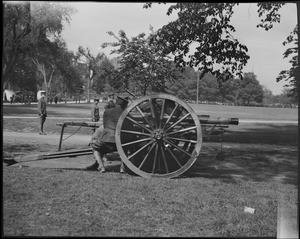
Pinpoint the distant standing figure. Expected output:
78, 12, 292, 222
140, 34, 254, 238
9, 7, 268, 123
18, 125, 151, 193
91, 98, 100, 122
50, 97, 53, 104
38, 92, 47, 135
104, 93, 115, 110
10, 95, 14, 104
54, 95, 58, 104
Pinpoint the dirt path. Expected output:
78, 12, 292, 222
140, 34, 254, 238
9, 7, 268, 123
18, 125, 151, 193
3, 131, 91, 147
3, 131, 121, 170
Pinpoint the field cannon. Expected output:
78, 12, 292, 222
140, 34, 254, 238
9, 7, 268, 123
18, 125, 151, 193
8, 94, 238, 178
113, 94, 237, 178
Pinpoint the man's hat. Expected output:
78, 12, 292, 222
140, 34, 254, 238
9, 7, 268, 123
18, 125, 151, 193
41, 91, 46, 95
116, 95, 129, 105
94, 98, 99, 102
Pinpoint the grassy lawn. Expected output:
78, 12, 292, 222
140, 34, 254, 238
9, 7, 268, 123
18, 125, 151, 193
2, 102, 298, 237
4, 166, 296, 237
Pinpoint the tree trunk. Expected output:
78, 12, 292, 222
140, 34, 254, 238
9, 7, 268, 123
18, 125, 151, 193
87, 78, 90, 103
32, 58, 57, 102
2, 48, 19, 91
42, 72, 48, 102
3, 78, 9, 91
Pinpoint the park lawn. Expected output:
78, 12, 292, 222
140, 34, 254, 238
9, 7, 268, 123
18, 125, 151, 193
3, 166, 296, 237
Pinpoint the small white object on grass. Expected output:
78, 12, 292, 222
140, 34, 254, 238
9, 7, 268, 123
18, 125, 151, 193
244, 206, 255, 214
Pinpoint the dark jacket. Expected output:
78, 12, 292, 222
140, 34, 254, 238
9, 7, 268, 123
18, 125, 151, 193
97, 105, 124, 143
38, 97, 47, 117
91, 104, 100, 120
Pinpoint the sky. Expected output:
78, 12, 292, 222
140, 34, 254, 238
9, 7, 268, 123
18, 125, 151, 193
60, 2, 297, 95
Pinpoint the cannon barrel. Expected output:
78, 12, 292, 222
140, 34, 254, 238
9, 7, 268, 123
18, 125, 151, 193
198, 115, 239, 125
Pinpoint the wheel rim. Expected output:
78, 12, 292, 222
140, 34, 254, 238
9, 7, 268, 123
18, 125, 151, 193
115, 94, 202, 178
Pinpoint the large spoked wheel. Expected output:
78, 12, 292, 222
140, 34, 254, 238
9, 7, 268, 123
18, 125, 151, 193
115, 94, 202, 178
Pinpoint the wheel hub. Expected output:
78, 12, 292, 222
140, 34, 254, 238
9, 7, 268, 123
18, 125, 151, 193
153, 129, 164, 140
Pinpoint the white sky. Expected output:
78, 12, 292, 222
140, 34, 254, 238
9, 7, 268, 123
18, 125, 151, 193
60, 2, 297, 95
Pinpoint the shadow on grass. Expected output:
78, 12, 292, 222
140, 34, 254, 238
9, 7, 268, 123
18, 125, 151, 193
204, 123, 298, 146
182, 123, 298, 185
183, 144, 298, 186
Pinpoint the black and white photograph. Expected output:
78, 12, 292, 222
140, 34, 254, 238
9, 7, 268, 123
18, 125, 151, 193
2, 1, 298, 237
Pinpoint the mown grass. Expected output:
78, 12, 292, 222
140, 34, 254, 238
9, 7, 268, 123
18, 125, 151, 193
3, 166, 291, 237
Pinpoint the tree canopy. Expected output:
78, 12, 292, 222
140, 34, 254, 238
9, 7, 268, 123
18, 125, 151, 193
276, 25, 298, 102
144, 2, 298, 100
2, 1, 76, 90
102, 28, 183, 95
144, 3, 250, 81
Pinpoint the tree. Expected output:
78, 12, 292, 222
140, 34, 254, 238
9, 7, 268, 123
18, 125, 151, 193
219, 77, 241, 105
3, 2, 31, 90
165, 65, 196, 99
275, 88, 296, 106
76, 46, 106, 102
198, 73, 222, 102
262, 87, 275, 106
88, 57, 116, 95
8, 54, 38, 93
31, 38, 58, 98
30, 37, 79, 100
2, 1, 75, 90
239, 73, 264, 105
256, 2, 299, 102
102, 28, 182, 95
144, 2, 299, 100
144, 3, 250, 82
276, 26, 298, 102
219, 72, 263, 105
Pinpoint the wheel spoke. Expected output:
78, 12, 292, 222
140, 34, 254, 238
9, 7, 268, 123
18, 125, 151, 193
125, 115, 152, 133
165, 113, 191, 132
138, 143, 156, 169
136, 105, 155, 131
151, 143, 159, 174
121, 137, 153, 147
166, 126, 197, 136
165, 139, 193, 157
166, 136, 197, 144
166, 147, 183, 168
121, 129, 152, 137
127, 140, 154, 160
160, 146, 169, 173
162, 104, 179, 131
159, 99, 166, 129
149, 99, 158, 129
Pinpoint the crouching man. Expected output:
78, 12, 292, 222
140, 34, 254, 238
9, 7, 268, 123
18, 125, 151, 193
86, 95, 129, 173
